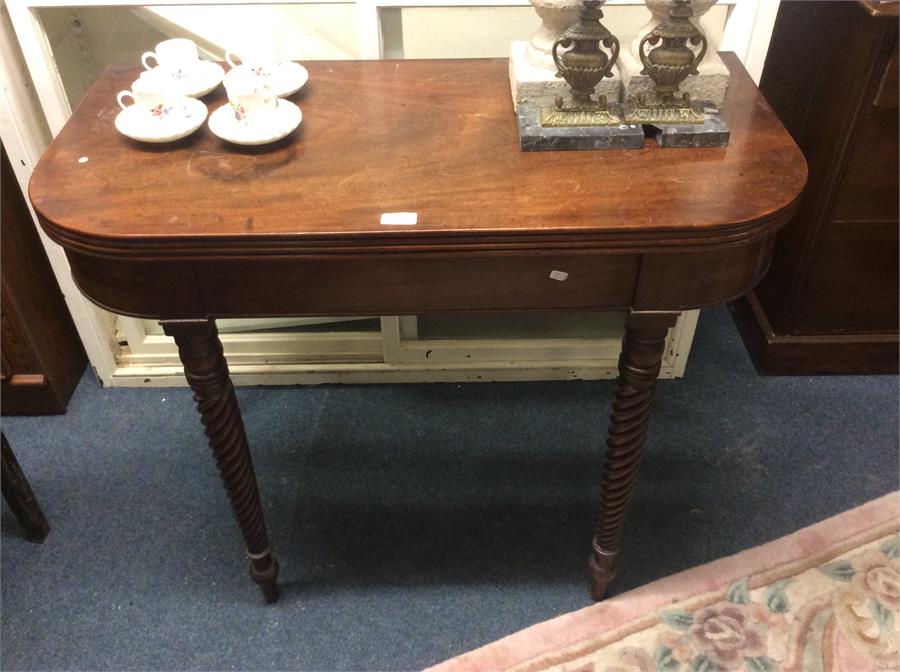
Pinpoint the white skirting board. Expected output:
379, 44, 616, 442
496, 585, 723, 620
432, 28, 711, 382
108, 311, 699, 387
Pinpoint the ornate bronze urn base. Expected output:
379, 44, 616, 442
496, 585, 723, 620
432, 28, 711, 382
540, 0, 620, 127
626, 0, 707, 124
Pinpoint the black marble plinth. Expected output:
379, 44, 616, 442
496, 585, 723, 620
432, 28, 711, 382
650, 111, 730, 148
517, 104, 644, 152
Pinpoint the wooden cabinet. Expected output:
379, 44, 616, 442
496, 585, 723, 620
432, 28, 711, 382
731, 0, 899, 374
1, 144, 86, 414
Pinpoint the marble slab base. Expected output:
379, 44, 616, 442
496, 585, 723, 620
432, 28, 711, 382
643, 111, 730, 148
517, 103, 644, 151
618, 50, 730, 110
509, 41, 621, 111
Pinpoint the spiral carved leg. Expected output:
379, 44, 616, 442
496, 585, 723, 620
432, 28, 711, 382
162, 319, 279, 603
589, 311, 678, 601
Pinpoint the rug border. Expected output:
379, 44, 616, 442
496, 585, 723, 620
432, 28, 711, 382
425, 491, 900, 672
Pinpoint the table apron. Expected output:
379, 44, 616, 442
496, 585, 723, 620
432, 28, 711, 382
63, 235, 775, 319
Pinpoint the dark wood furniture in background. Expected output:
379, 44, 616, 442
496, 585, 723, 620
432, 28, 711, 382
2, 145, 86, 414
730, 1, 899, 374
1, 432, 50, 542
28, 56, 806, 603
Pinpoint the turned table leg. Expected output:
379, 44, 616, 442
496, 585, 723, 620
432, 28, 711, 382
590, 311, 679, 601
162, 319, 279, 603
1, 432, 50, 543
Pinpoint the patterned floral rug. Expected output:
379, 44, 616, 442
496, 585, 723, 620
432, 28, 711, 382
427, 493, 900, 672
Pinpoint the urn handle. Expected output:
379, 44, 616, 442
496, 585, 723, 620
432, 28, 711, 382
552, 36, 574, 77
637, 33, 660, 76
688, 33, 708, 76
603, 36, 620, 79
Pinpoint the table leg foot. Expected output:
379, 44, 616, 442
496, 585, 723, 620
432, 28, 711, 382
249, 553, 280, 603
588, 541, 617, 601
589, 311, 678, 601
163, 319, 280, 604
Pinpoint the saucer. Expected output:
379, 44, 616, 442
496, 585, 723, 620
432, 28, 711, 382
115, 96, 208, 143
270, 61, 309, 98
208, 99, 302, 145
224, 62, 309, 98
144, 61, 225, 98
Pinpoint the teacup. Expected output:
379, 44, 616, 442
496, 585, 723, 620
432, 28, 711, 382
141, 38, 199, 78
116, 78, 180, 119
224, 73, 279, 126
223, 64, 276, 96
225, 42, 281, 77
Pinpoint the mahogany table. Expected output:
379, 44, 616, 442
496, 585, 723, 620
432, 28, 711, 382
29, 55, 806, 603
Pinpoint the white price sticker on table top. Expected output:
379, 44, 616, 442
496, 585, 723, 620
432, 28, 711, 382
380, 212, 418, 226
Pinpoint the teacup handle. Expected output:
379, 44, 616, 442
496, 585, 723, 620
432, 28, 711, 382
116, 91, 135, 110
225, 50, 241, 69
141, 51, 158, 70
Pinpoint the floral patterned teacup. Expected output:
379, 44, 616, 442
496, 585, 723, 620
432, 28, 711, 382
225, 43, 282, 78
141, 38, 200, 79
223, 64, 277, 102
116, 78, 180, 120
224, 74, 279, 127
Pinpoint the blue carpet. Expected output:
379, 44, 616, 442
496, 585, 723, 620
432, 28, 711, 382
1, 306, 897, 671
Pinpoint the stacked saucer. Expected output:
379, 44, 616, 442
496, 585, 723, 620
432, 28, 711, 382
115, 38, 220, 143
114, 95, 208, 143
141, 61, 225, 99
208, 52, 307, 145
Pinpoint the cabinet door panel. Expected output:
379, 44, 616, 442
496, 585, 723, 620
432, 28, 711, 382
794, 219, 899, 334
830, 103, 899, 223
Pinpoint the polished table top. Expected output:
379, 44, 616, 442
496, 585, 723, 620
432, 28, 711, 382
30, 55, 806, 261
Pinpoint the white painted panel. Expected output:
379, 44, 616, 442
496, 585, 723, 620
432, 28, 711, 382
721, 0, 780, 83
136, 4, 357, 60
6, 0, 72, 134
108, 362, 627, 387
1, 3, 119, 382
37, 6, 170, 105
109, 311, 699, 386
119, 331, 384, 361
357, 0, 382, 58
401, 6, 538, 58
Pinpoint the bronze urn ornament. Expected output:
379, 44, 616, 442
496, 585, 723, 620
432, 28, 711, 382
629, 0, 708, 123
540, 0, 621, 127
